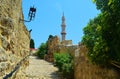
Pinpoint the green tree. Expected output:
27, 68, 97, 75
48, 35, 54, 40
82, 14, 109, 65
37, 43, 48, 59
93, 0, 120, 62
30, 39, 35, 48
82, 0, 120, 65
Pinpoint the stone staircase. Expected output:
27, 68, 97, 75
24, 56, 62, 79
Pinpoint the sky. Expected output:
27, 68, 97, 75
22, 0, 100, 48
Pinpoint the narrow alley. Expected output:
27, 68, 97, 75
24, 56, 62, 79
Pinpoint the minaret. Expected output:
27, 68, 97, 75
61, 13, 66, 41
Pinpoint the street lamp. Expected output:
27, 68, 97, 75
20, 6, 36, 22
28, 6, 36, 21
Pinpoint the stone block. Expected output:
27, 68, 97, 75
0, 47, 5, 54
0, 62, 9, 71
1, 36, 9, 49
8, 53, 18, 63
0, 54, 7, 62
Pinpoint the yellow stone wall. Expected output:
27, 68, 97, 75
0, 0, 30, 78
74, 44, 120, 79
45, 36, 60, 62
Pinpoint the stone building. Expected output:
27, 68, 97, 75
0, 0, 30, 79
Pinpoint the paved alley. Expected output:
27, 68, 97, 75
25, 56, 62, 79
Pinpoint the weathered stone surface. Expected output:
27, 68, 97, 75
45, 36, 60, 62
0, 62, 9, 72
0, 54, 8, 62
0, 0, 30, 78
1, 36, 9, 49
0, 47, 5, 54
74, 44, 120, 79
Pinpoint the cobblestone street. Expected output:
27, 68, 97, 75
24, 56, 62, 79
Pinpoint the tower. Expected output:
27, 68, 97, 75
61, 13, 66, 41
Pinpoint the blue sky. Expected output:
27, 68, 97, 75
22, 0, 100, 48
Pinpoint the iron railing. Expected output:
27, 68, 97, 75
3, 55, 29, 79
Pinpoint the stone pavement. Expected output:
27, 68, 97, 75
24, 56, 62, 79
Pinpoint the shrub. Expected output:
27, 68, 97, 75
54, 53, 74, 79
36, 43, 48, 59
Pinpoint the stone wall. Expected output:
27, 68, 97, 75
0, 0, 30, 79
45, 36, 60, 62
74, 44, 120, 79
58, 45, 77, 56
45, 35, 77, 62
61, 40, 72, 46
